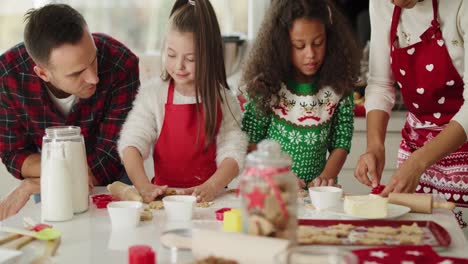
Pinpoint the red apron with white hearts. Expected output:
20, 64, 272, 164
152, 81, 222, 188
390, 0, 468, 230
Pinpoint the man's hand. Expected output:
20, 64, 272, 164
0, 178, 40, 221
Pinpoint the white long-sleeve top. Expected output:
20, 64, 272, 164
366, 0, 468, 136
118, 78, 248, 170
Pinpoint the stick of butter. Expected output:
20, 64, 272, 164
344, 195, 388, 218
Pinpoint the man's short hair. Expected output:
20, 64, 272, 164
24, 4, 87, 65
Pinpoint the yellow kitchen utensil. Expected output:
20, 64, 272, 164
30, 238, 61, 264
0, 226, 61, 241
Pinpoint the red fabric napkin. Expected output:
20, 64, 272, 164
352, 245, 468, 264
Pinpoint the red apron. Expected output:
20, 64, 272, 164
390, 0, 468, 229
152, 81, 222, 188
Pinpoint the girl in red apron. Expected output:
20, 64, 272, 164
356, 0, 468, 236
118, 0, 246, 203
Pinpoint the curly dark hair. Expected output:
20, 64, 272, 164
241, 0, 360, 115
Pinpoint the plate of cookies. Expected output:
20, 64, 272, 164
297, 219, 451, 248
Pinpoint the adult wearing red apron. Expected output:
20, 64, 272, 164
152, 81, 222, 188
390, 0, 467, 230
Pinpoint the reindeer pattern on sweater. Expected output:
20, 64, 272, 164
242, 81, 354, 184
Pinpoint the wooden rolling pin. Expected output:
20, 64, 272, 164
107, 181, 143, 202
388, 193, 456, 213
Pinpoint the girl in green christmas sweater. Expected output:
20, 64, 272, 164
241, 0, 360, 187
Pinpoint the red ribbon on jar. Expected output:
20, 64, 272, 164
242, 166, 291, 218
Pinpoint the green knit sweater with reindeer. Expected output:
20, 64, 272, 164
242, 80, 354, 184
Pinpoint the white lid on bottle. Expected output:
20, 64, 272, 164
44, 126, 81, 139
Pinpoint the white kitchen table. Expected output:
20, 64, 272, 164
1, 187, 467, 264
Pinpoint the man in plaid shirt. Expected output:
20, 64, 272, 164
0, 4, 139, 219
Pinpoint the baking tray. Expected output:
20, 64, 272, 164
298, 219, 451, 248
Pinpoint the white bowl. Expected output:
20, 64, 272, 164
308, 186, 343, 210
107, 201, 142, 229
162, 195, 196, 222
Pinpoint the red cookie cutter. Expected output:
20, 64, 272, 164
215, 208, 232, 221
91, 194, 118, 209
371, 185, 386, 195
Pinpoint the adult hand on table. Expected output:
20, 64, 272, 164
0, 178, 40, 221
380, 156, 425, 197
354, 147, 386, 188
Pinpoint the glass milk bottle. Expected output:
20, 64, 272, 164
239, 139, 298, 242
41, 126, 89, 221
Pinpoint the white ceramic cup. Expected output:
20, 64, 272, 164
107, 201, 142, 229
308, 186, 343, 210
162, 195, 196, 222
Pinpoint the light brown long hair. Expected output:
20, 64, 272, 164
162, 0, 228, 147
241, 0, 360, 115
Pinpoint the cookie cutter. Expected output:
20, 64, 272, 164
215, 208, 232, 221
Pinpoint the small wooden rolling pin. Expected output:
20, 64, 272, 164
107, 181, 143, 202
389, 193, 456, 213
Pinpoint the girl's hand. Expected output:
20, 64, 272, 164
308, 177, 336, 187
354, 148, 385, 188
297, 178, 306, 189
0, 178, 39, 221
380, 157, 425, 197
178, 181, 221, 202
138, 183, 167, 203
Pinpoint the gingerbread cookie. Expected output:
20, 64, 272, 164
195, 256, 238, 264
148, 200, 164, 210
248, 214, 275, 236
302, 235, 342, 245
357, 237, 386, 245
196, 201, 214, 208
399, 223, 423, 235
367, 226, 400, 235
140, 210, 153, 221
297, 225, 324, 237
329, 224, 355, 231
394, 234, 422, 245
323, 228, 350, 237
363, 232, 389, 240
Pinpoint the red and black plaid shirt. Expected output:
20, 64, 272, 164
0, 33, 139, 185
